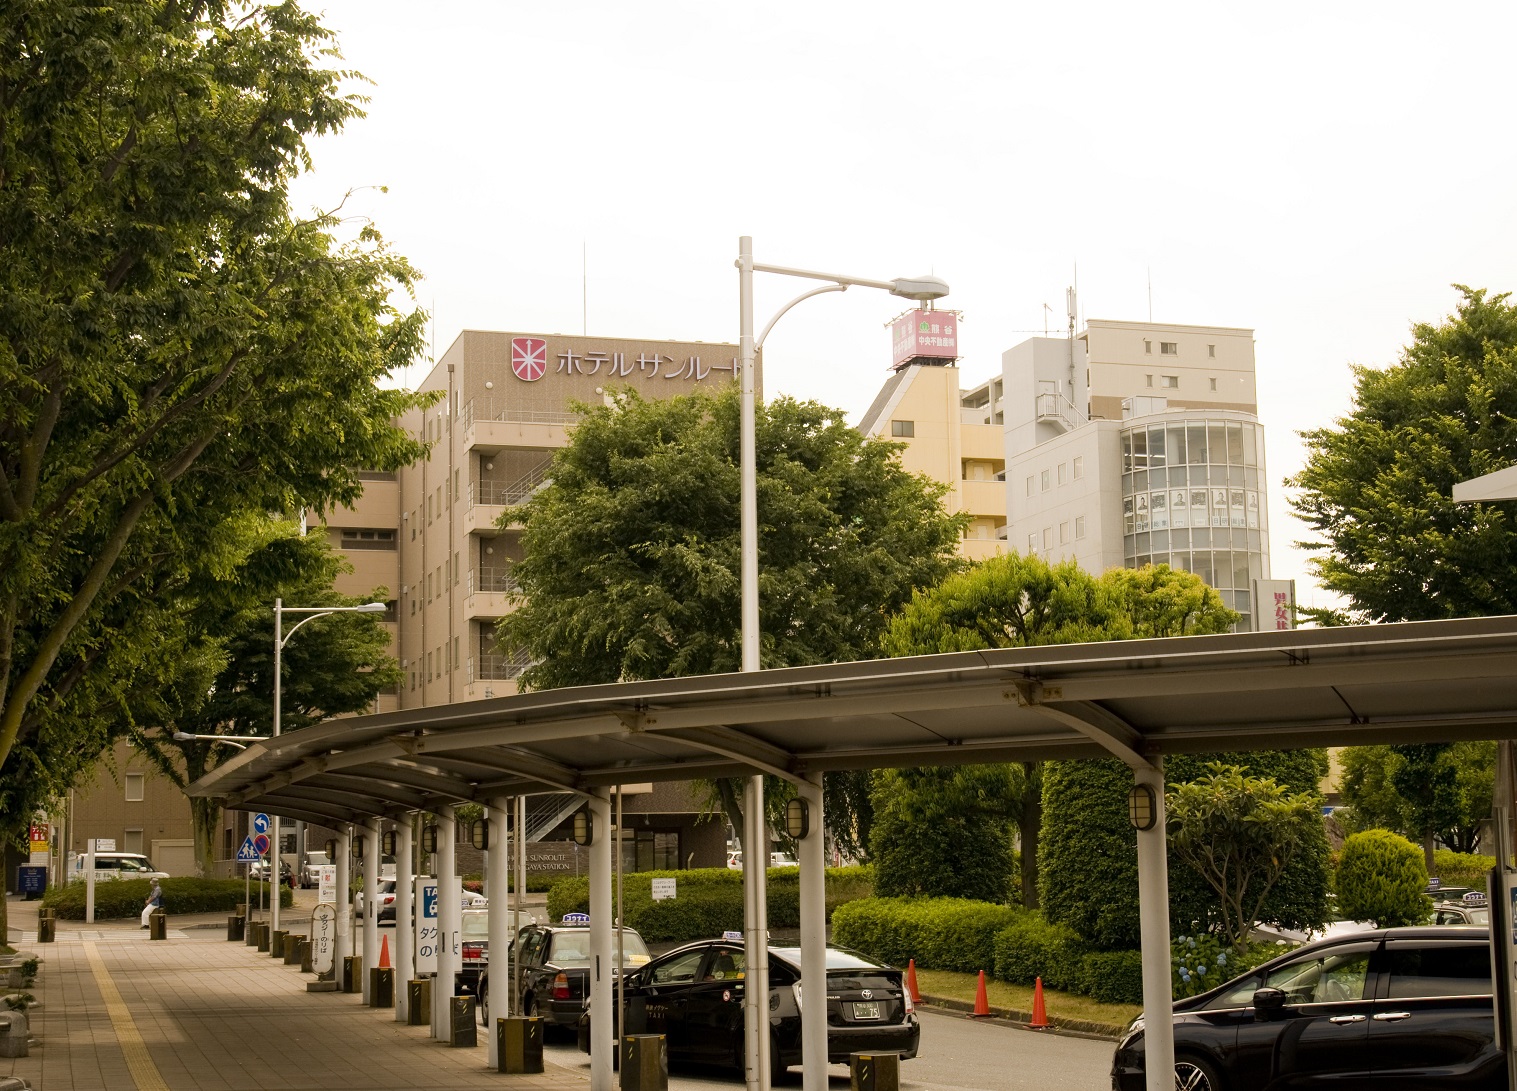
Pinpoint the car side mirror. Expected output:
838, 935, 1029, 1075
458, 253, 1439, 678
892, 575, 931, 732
1252, 987, 1287, 1020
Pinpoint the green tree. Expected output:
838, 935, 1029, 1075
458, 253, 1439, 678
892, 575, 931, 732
868, 765, 1021, 903
879, 553, 1238, 907
1168, 764, 1326, 951
1336, 829, 1433, 928
124, 526, 399, 875
1339, 742, 1494, 857
0, 3, 429, 794
1290, 287, 1517, 621
498, 385, 965, 852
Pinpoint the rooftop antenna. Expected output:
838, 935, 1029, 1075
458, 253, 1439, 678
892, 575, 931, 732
1066, 284, 1078, 397
1042, 303, 1052, 337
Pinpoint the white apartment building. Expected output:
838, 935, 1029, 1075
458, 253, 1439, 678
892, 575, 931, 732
1004, 320, 1272, 630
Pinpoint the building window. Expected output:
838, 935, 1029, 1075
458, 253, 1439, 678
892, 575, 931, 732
1075, 515, 1087, 539
340, 528, 397, 551
222, 827, 234, 859
1160, 342, 1178, 355
1057, 463, 1067, 485
1145, 374, 1154, 387
891, 420, 915, 437
1027, 533, 1037, 553
1040, 469, 1050, 492
1025, 475, 1034, 497
1208, 344, 1216, 358
1210, 377, 1218, 391
1059, 521, 1070, 544
1042, 527, 1053, 550
1143, 339, 1152, 355
1161, 375, 1179, 388
410, 671, 417, 691
124, 828, 144, 853
454, 551, 461, 586
125, 773, 145, 802
1073, 456, 1084, 480
453, 636, 460, 670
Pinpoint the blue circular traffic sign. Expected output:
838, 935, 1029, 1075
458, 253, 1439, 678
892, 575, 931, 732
252, 813, 270, 834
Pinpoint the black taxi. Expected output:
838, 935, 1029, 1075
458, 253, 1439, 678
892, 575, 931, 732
479, 914, 652, 1035
580, 936, 920, 1072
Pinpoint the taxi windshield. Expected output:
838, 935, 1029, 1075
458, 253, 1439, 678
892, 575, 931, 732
550, 930, 651, 966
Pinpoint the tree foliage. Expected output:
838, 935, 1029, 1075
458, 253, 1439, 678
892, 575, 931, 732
498, 385, 966, 852
1168, 764, 1326, 951
1339, 742, 1493, 856
0, 0, 432, 844
868, 765, 1021, 903
1336, 829, 1433, 928
1290, 287, 1517, 621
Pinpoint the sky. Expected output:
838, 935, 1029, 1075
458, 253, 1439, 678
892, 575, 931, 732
288, 1, 1517, 612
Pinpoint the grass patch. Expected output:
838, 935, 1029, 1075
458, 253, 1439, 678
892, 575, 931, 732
915, 967, 1140, 1031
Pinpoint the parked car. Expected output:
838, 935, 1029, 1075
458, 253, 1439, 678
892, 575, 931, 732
451, 906, 541, 1014
300, 851, 330, 889
68, 852, 169, 883
580, 939, 920, 1071
1112, 926, 1500, 1090
358, 880, 488, 923
247, 858, 294, 886
480, 918, 652, 1037
1431, 893, 1490, 926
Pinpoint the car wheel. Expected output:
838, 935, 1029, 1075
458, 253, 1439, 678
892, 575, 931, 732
1174, 1056, 1224, 1091
478, 983, 489, 1027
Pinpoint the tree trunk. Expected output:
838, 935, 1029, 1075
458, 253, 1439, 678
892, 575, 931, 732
716, 777, 745, 853
1019, 761, 1041, 909
1422, 830, 1436, 875
190, 796, 222, 878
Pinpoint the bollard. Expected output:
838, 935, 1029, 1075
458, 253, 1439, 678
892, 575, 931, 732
496, 1017, 544, 1074
38, 917, 55, 944
245, 918, 259, 947
299, 939, 313, 974
227, 915, 245, 942
449, 995, 477, 1047
235, 902, 248, 918
850, 1052, 901, 1091
270, 930, 286, 958
284, 935, 304, 965
369, 968, 394, 1008
0, 1012, 27, 1059
620, 1034, 668, 1091
407, 979, 431, 1025
256, 922, 271, 953
148, 908, 168, 941
341, 955, 362, 994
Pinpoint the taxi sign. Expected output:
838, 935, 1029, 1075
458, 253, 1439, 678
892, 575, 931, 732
562, 912, 591, 925
1465, 890, 1489, 904
722, 930, 743, 941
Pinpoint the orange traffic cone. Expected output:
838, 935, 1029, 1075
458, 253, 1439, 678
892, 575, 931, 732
1029, 976, 1048, 1029
379, 933, 391, 970
971, 969, 991, 1017
905, 959, 922, 1005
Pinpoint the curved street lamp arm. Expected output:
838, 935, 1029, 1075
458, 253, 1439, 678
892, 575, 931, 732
279, 610, 335, 649
756, 283, 849, 351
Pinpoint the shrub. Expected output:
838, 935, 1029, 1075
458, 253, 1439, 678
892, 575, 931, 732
546, 866, 872, 944
1336, 829, 1432, 927
831, 897, 1023, 973
1080, 949, 1145, 1005
992, 916, 1087, 991
1430, 849, 1494, 890
869, 766, 1018, 903
40, 878, 292, 920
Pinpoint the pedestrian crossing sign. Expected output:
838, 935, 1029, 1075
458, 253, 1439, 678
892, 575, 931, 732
235, 835, 263, 862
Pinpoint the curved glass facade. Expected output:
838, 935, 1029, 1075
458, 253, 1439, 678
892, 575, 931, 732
1119, 413, 1268, 630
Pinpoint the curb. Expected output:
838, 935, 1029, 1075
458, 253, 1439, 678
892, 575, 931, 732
918, 992, 1124, 1040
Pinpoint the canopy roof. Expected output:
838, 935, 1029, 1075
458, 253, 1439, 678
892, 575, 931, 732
189, 616, 1517, 828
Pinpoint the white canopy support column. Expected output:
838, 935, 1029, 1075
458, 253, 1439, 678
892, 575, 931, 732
797, 774, 827, 1090
433, 806, 460, 1040
742, 774, 771, 1091
334, 827, 351, 970
486, 797, 511, 1068
360, 821, 380, 1004
588, 789, 614, 1091
394, 820, 415, 1022
1134, 759, 1174, 1091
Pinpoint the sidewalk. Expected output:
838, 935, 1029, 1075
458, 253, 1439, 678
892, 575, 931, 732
3, 895, 582, 1091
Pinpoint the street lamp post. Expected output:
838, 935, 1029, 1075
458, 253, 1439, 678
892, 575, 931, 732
269, 598, 387, 935
734, 237, 948, 1091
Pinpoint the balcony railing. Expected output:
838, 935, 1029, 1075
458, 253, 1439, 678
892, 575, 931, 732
468, 565, 520, 594
460, 398, 580, 432
469, 650, 532, 682
470, 461, 552, 508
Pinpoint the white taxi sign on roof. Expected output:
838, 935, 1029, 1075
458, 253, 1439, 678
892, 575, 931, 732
562, 912, 590, 925
722, 930, 743, 941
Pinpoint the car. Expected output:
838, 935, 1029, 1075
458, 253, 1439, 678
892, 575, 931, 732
247, 858, 294, 886
1431, 894, 1490, 927
480, 918, 652, 1036
579, 938, 920, 1072
300, 851, 330, 889
451, 906, 541, 1016
1111, 926, 1501, 1091
358, 881, 488, 922
726, 850, 742, 870
68, 852, 169, 882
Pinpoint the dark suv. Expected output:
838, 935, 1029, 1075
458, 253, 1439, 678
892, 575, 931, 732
1112, 927, 1500, 1090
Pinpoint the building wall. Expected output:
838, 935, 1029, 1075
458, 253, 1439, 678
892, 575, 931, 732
66, 741, 195, 875
1083, 320, 1256, 421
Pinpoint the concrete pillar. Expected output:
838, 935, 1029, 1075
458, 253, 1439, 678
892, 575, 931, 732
394, 820, 414, 1022
486, 797, 511, 1068
1134, 760, 1174, 1091
797, 776, 827, 1091
361, 821, 379, 1004
742, 775, 771, 1091
588, 790, 613, 1091
433, 806, 459, 1040
334, 828, 351, 969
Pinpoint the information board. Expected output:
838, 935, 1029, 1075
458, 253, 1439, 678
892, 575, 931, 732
316, 865, 337, 904
651, 877, 677, 901
414, 879, 439, 973
311, 903, 337, 975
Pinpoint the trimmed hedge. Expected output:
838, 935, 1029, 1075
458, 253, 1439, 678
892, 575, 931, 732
1430, 849, 1494, 889
546, 866, 873, 944
992, 915, 1087, 991
1079, 949, 1145, 1005
40, 877, 292, 920
831, 897, 1023, 974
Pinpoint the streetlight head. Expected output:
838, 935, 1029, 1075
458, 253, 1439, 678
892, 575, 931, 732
354, 602, 387, 613
889, 275, 950, 302
172, 731, 195, 741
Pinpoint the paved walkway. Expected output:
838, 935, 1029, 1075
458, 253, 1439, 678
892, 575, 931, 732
3, 896, 582, 1091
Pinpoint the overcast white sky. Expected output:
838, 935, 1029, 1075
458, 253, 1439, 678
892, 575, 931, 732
289, 1, 1517, 611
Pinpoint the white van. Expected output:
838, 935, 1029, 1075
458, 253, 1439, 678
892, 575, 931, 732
69, 852, 170, 883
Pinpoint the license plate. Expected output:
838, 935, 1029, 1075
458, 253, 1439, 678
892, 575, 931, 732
851, 1001, 881, 1020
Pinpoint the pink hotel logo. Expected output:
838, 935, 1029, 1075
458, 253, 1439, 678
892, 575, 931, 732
511, 337, 548, 381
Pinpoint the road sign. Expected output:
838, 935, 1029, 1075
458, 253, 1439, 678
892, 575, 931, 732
252, 833, 271, 857
311, 903, 338, 976
651, 878, 676, 901
235, 836, 261, 862
252, 813, 270, 834
317, 865, 337, 904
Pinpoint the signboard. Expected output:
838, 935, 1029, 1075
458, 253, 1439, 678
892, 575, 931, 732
92, 838, 116, 852
252, 813, 271, 834
235, 835, 262, 863
1252, 579, 1297, 632
415, 880, 439, 974
651, 878, 676, 901
890, 308, 959, 369
29, 823, 48, 853
509, 336, 737, 386
561, 912, 590, 925
317, 865, 337, 904
311, 903, 338, 975
252, 833, 271, 857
